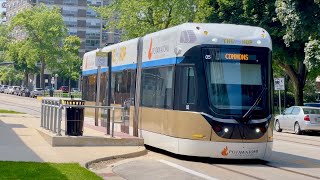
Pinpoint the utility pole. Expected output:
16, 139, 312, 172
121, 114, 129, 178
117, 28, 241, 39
106, 52, 112, 135
99, 1, 103, 48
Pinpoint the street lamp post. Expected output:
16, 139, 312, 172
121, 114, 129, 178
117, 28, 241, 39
99, 1, 104, 48
54, 74, 58, 90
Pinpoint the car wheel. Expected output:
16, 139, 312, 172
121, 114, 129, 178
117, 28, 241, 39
275, 120, 282, 132
294, 122, 302, 135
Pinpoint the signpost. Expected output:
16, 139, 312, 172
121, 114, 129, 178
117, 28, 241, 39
51, 77, 55, 88
274, 78, 285, 114
95, 51, 108, 126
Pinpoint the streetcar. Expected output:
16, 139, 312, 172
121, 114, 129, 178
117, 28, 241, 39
82, 23, 273, 160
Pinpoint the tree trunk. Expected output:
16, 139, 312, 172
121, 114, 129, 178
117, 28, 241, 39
68, 78, 71, 97
279, 62, 307, 106
40, 57, 45, 89
24, 71, 28, 88
294, 83, 304, 105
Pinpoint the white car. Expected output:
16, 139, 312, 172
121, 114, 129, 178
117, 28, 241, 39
275, 106, 320, 134
30, 88, 44, 98
5, 86, 13, 94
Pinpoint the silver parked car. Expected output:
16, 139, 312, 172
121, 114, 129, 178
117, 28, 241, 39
4, 86, 13, 94
275, 106, 320, 134
30, 88, 44, 98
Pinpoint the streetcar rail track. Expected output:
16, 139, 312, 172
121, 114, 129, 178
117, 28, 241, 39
263, 163, 320, 179
212, 164, 265, 180
275, 138, 320, 147
0, 99, 41, 113
275, 134, 320, 143
212, 162, 320, 180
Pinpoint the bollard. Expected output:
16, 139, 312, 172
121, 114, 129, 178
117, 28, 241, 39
41, 99, 44, 127
57, 99, 62, 136
43, 100, 47, 129
53, 101, 58, 133
46, 100, 50, 130
104, 108, 108, 135
50, 101, 54, 131
112, 107, 115, 138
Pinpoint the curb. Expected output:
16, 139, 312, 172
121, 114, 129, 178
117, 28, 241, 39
85, 147, 148, 169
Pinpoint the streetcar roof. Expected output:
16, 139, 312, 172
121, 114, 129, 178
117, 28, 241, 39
82, 23, 272, 73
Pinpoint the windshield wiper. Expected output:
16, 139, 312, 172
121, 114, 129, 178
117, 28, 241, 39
242, 86, 267, 119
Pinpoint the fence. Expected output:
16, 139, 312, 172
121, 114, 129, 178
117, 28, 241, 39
40, 98, 124, 137
41, 90, 82, 98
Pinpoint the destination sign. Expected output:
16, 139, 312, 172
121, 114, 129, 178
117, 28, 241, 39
222, 53, 257, 61
223, 39, 253, 45
202, 48, 258, 61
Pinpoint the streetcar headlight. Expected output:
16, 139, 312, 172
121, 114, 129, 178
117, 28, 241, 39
256, 128, 261, 133
224, 128, 229, 133
257, 40, 262, 45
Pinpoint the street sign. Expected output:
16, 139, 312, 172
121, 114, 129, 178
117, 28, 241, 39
45, 79, 48, 83
274, 77, 285, 90
95, 51, 108, 67
51, 77, 55, 84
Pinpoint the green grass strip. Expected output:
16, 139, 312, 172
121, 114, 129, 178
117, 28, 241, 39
0, 109, 23, 114
0, 161, 102, 180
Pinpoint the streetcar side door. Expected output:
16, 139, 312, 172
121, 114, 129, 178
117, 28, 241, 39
174, 64, 197, 111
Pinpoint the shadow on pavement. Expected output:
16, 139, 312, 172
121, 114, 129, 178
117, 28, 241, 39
0, 120, 43, 162
0, 120, 69, 179
268, 151, 320, 168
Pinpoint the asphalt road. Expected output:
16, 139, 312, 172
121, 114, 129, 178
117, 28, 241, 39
0, 94, 41, 116
1, 93, 320, 180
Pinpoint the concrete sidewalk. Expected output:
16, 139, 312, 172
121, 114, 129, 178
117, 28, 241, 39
0, 113, 146, 167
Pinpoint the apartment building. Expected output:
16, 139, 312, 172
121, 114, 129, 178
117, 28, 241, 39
6, 0, 120, 55
6, 0, 120, 88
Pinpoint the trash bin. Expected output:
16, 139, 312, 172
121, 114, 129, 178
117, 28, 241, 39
65, 100, 85, 136
49, 88, 54, 97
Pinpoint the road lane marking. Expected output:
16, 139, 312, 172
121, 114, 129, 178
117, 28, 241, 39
158, 159, 219, 180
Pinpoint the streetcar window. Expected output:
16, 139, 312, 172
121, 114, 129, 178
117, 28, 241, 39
141, 66, 174, 109
82, 75, 96, 101
203, 47, 270, 117
181, 67, 196, 104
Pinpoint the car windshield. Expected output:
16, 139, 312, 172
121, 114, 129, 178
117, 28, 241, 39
203, 47, 270, 118
303, 108, 320, 114
35, 88, 43, 91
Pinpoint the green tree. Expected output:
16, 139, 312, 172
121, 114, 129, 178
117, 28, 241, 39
208, 0, 319, 105
0, 25, 10, 62
56, 36, 81, 93
94, 0, 213, 40
274, 0, 320, 105
10, 4, 67, 88
0, 66, 24, 85
5, 41, 37, 86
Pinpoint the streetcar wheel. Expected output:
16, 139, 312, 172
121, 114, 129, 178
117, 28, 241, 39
275, 120, 282, 132
294, 122, 302, 135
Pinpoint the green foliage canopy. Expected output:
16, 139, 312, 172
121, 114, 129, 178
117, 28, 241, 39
94, 0, 213, 40
58, 36, 82, 81
9, 4, 67, 88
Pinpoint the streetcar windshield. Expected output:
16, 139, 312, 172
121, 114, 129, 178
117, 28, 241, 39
203, 47, 270, 117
